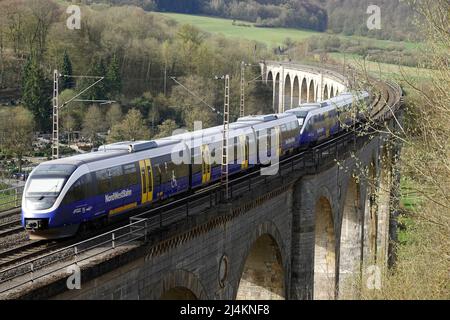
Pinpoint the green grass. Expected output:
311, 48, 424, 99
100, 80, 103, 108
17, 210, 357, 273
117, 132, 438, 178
401, 177, 422, 211
330, 52, 431, 80
0, 191, 19, 211
397, 177, 422, 244
159, 12, 420, 51
160, 13, 319, 47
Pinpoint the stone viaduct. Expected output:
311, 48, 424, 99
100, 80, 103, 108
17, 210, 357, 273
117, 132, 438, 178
0, 62, 402, 300
260, 61, 348, 113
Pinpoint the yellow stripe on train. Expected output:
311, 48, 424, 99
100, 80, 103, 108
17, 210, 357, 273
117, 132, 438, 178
109, 202, 138, 216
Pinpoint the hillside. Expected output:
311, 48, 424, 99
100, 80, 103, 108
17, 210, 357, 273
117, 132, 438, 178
84, 0, 418, 41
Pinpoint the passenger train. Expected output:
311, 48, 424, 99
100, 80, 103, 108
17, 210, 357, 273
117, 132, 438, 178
22, 91, 370, 239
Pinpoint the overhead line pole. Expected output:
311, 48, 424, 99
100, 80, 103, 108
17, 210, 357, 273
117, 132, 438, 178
52, 70, 113, 159
240, 62, 245, 118
52, 70, 59, 160
221, 75, 230, 200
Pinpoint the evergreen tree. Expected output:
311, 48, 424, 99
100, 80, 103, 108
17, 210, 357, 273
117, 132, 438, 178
22, 57, 50, 132
79, 58, 108, 101
60, 50, 73, 90
92, 58, 107, 101
21, 56, 32, 90
106, 54, 121, 97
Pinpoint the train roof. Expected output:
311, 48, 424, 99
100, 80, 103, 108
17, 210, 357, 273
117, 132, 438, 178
289, 104, 320, 112
41, 149, 128, 167
160, 121, 256, 143
237, 114, 278, 122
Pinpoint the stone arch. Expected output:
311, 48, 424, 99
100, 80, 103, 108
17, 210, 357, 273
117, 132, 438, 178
267, 71, 275, 112
301, 78, 308, 103
336, 89, 340, 96
274, 73, 280, 113
330, 86, 335, 98
147, 269, 208, 300
314, 196, 336, 300
377, 146, 392, 265
363, 159, 378, 264
266, 70, 273, 84
308, 79, 315, 102
236, 221, 287, 300
292, 76, 300, 108
338, 176, 362, 298
284, 74, 292, 111
323, 84, 329, 100
161, 287, 198, 300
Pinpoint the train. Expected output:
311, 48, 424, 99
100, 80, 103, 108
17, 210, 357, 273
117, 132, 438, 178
22, 91, 370, 239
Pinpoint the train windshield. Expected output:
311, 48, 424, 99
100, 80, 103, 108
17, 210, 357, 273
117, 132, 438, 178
24, 164, 77, 210
287, 110, 309, 126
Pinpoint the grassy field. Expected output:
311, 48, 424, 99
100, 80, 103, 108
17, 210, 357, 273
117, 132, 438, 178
159, 13, 420, 51
160, 13, 319, 47
0, 191, 19, 211
329, 52, 431, 81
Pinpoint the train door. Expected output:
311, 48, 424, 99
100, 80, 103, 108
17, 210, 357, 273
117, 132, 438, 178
139, 159, 153, 204
274, 126, 282, 158
240, 135, 249, 170
201, 144, 211, 184
145, 159, 153, 203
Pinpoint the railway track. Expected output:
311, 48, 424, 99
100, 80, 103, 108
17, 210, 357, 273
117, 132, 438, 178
0, 219, 23, 238
0, 240, 61, 270
0, 209, 23, 239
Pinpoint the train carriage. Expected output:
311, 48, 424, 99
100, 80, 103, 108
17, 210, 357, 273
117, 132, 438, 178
21, 91, 369, 240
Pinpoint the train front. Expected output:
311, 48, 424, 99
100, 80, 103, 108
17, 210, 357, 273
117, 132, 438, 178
21, 163, 78, 239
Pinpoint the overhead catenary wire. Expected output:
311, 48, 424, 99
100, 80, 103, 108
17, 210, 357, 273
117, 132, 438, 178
169, 76, 223, 116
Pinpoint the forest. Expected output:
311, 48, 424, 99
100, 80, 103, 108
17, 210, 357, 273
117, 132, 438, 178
0, 0, 274, 155
80, 0, 418, 41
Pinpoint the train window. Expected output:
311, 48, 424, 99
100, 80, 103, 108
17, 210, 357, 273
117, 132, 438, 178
154, 163, 163, 185
123, 163, 138, 186
163, 162, 170, 184
64, 174, 91, 204
109, 166, 124, 190
96, 169, 110, 194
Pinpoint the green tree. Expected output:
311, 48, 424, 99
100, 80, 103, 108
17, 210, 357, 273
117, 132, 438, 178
108, 108, 150, 143
82, 105, 106, 144
22, 56, 50, 132
154, 119, 178, 139
60, 50, 73, 90
0, 106, 34, 171
22, 56, 32, 90
59, 89, 85, 133
80, 58, 107, 101
170, 75, 218, 130
106, 54, 121, 97
106, 103, 123, 131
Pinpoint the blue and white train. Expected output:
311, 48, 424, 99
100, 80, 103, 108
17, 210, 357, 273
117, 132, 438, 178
22, 91, 370, 239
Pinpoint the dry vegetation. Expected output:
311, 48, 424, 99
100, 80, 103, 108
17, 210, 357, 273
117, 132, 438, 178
359, 0, 450, 299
